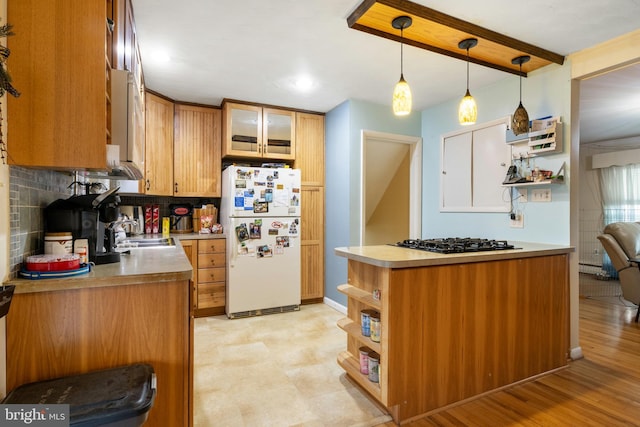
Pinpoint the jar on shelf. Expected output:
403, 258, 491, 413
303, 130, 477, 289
359, 346, 371, 375
360, 309, 374, 337
368, 351, 380, 383
370, 312, 381, 343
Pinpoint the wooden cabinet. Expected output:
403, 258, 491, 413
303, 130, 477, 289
180, 239, 197, 315
222, 102, 296, 160
6, 278, 193, 427
145, 92, 175, 195
7, 0, 108, 170
300, 186, 325, 301
182, 239, 226, 317
294, 113, 325, 301
195, 239, 226, 316
337, 255, 569, 424
174, 104, 222, 197
143, 101, 221, 197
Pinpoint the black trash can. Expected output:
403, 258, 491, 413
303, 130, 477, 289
2, 363, 156, 427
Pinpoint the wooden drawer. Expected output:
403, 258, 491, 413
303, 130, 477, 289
197, 267, 225, 284
198, 239, 225, 253
197, 253, 225, 268
197, 282, 225, 308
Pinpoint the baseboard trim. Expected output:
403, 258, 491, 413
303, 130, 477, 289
324, 297, 346, 314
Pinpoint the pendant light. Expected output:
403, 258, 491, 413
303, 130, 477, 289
511, 55, 531, 135
458, 38, 478, 126
392, 16, 412, 116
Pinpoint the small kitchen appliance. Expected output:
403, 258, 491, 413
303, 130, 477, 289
44, 187, 122, 264
169, 203, 193, 233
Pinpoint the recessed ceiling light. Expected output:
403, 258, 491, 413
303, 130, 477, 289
152, 50, 171, 63
293, 76, 315, 92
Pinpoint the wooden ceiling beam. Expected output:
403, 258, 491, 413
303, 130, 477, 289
347, 0, 565, 76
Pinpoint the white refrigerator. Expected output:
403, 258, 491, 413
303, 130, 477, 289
220, 166, 301, 318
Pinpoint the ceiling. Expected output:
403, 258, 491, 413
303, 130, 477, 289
131, 0, 640, 144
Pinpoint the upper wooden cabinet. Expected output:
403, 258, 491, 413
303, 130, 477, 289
222, 102, 296, 160
294, 113, 325, 186
145, 92, 174, 195
7, 0, 108, 170
174, 104, 222, 197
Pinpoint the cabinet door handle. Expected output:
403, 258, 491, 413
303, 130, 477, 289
146, 179, 150, 191
174, 182, 178, 193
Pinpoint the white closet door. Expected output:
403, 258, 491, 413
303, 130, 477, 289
472, 123, 510, 211
441, 132, 472, 211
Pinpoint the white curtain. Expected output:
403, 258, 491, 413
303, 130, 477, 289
599, 164, 640, 275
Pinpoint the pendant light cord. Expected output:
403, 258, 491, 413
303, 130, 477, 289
519, 63, 523, 102
466, 47, 470, 91
400, 27, 404, 76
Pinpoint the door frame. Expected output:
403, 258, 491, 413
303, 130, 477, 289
360, 130, 422, 245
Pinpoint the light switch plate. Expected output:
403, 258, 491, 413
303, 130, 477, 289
531, 188, 551, 202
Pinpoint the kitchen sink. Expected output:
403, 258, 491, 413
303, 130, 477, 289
115, 237, 176, 250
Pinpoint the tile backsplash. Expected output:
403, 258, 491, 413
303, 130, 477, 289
9, 166, 219, 278
9, 166, 74, 278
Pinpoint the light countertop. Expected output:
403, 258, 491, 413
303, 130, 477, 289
335, 241, 574, 269
6, 233, 226, 294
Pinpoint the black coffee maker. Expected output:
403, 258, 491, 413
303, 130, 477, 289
44, 187, 122, 265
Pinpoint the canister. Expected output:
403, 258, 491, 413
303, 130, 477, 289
44, 232, 73, 255
359, 346, 371, 375
367, 351, 380, 383
370, 311, 381, 343
360, 309, 373, 337
73, 238, 89, 264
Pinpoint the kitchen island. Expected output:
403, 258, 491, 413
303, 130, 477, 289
3, 235, 223, 427
335, 242, 573, 425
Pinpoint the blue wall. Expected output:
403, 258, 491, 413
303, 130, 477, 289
324, 63, 572, 305
325, 99, 421, 306
422, 64, 571, 243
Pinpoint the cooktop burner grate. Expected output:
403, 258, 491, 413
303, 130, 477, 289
394, 238, 516, 253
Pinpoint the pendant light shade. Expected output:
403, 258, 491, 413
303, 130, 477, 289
392, 16, 412, 116
393, 75, 412, 116
458, 38, 478, 126
511, 55, 531, 135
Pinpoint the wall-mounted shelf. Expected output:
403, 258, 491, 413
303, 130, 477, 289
506, 116, 563, 157
528, 118, 562, 156
502, 162, 565, 188
502, 178, 563, 188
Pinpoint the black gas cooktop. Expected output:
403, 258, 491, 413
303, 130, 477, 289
394, 238, 517, 254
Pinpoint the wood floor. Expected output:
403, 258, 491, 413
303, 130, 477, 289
378, 296, 640, 426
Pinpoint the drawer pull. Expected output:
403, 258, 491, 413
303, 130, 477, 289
210, 260, 216, 266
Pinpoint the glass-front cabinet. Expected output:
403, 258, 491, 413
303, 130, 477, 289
222, 102, 296, 160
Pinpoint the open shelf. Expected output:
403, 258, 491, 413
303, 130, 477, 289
337, 351, 381, 401
337, 284, 381, 310
502, 178, 564, 187
337, 317, 382, 354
